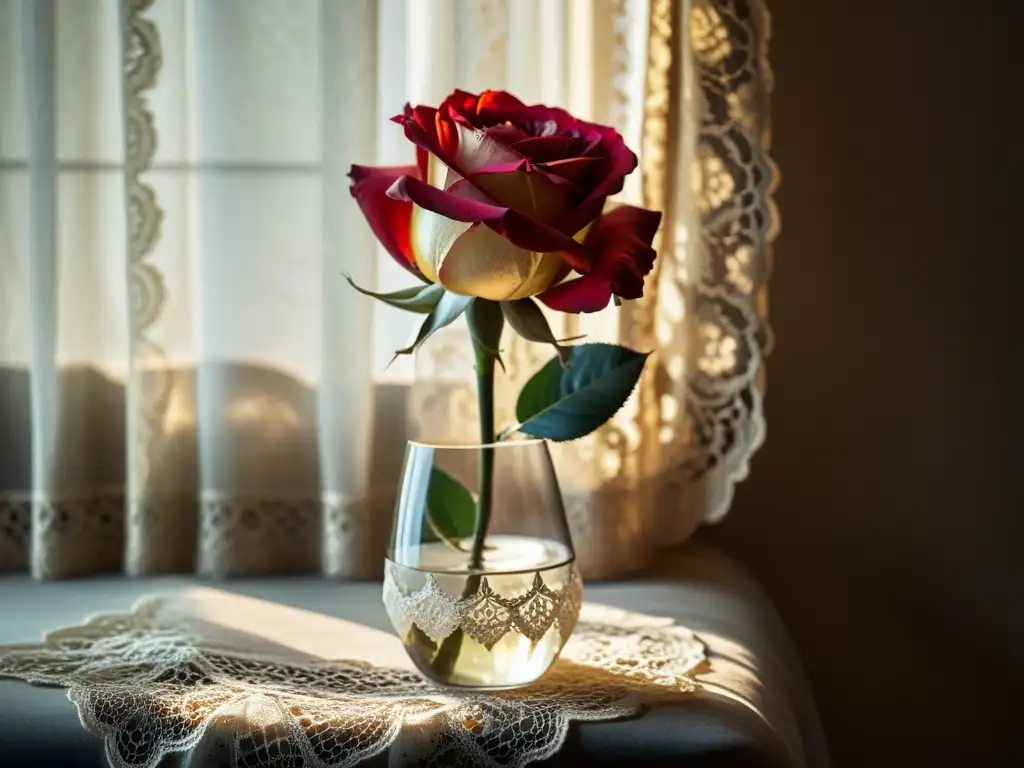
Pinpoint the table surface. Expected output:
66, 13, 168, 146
0, 543, 829, 767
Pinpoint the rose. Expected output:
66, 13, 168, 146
349, 89, 661, 312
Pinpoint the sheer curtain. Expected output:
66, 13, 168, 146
0, 0, 776, 579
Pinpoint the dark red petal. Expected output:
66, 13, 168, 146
590, 141, 638, 197
440, 90, 527, 128
468, 166, 574, 223
587, 204, 661, 299
512, 136, 580, 162
475, 90, 527, 113
494, 211, 592, 273
416, 147, 429, 185
348, 164, 422, 277
486, 123, 531, 144
562, 197, 606, 237
392, 104, 464, 175
538, 273, 614, 313
513, 105, 582, 136
540, 156, 605, 184
393, 174, 592, 273
445, 89, 481, 117
387, 174, 508, 223
559, 143, 639, 235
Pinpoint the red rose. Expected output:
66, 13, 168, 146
349, 89, 660, 312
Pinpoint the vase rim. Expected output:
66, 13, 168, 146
407, 437, 545, 450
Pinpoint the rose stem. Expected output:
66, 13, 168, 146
430, 336, 495, 678
469, 342, 495, 569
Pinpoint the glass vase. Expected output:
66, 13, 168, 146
383, 439, 581, 689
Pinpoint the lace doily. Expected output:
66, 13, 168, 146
0, 594, 705, 768
383, 562, 582, 648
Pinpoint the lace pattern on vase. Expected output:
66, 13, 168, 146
383, 562, 582, 649
0, 597, 705, 768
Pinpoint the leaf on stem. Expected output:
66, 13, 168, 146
500, 298, 579, 367
343, 274, 446, 313
390, 291, 474, 365
426, 467, 476, 550
507, 343, 650, 441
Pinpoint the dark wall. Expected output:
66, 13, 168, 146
707, 1, 1022, 765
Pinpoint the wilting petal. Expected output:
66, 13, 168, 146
348, 164, 420, 276
438, 224, 567, 301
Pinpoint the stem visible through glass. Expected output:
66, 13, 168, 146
469, 344, 495, 569
429, 339, 495, 677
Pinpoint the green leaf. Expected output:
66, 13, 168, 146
510, 343, 650, 441
466, 299, 505, 370
344, 274, 445, 314
391, 291, 474, 364
501, 298, 580, 366
426, 467, 476, 549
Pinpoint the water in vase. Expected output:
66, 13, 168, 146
385, 535, 579, 689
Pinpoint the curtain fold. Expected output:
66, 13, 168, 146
0, 0, 776, 579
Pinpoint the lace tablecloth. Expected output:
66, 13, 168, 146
0, 550, 828, 767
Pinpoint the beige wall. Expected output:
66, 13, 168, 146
706, 1, 1022, 765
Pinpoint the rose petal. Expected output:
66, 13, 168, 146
496, 211, 593, 273
587, 204, 660, 298
537, 274, 615, 313
444, 89, 482, 120
393, 104, 463, 178
539, 156, 605, 184
438, 224, 566, 301
450, 121, 524, 175
468, 167, 574, 224
486, 123, 531, 144
392, 104, 444, 157
389, 174, 509, 282
512, 105, 583, 137
446, 89, 529, 127
538, 204, 661, 313
348, 164, 421, 277
387, 172, 595, 279
475, 90, 527, 114
388, 174, 507, 222
512, 136, 580, 162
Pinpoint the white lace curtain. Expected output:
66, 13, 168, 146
0, 0, 776, 579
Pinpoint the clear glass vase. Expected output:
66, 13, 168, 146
383, 439, 581, 689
